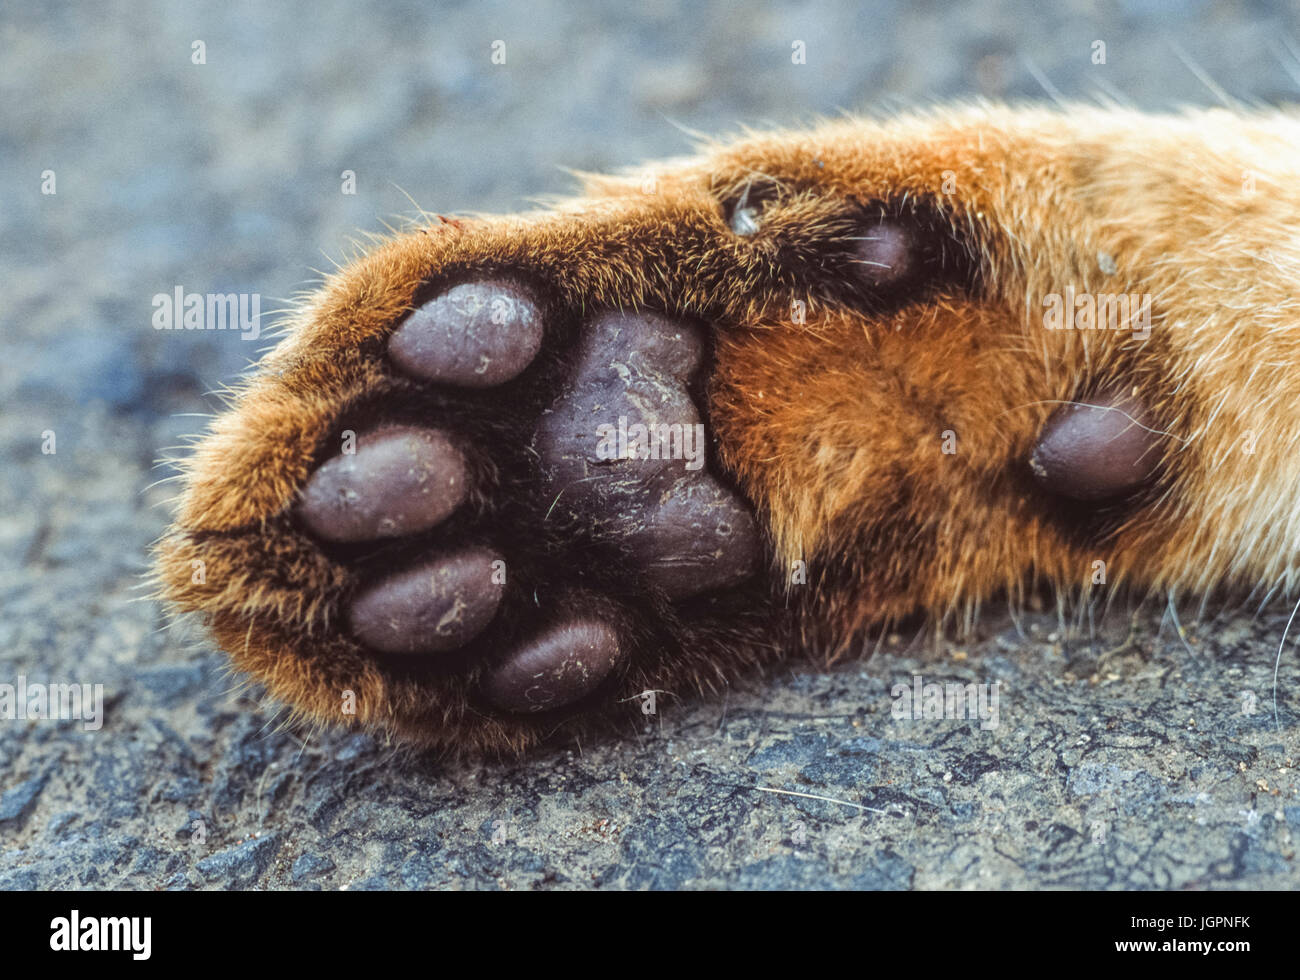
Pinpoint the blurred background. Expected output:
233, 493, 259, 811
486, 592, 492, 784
3, 1, 1299, 890
8, 0, 1300, 433
8, 0, 1300, 430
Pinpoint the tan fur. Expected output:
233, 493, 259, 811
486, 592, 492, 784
155, 104, 1300, 754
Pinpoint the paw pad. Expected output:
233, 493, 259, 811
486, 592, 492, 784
481, 619, 625, 714
1029, 391, 1162, 501
388, 281, 543, 387
347, 546, 505, 655
297, 426, 467, 542
290, 285, 763, 720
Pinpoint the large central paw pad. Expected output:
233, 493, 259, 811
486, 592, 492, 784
293, 282, 763, 718
535, 311, 761, 597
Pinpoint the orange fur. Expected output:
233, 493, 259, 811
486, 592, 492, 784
156, 104, 1300, 754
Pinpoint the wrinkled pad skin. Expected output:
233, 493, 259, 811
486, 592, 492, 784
534, 311, 761, 597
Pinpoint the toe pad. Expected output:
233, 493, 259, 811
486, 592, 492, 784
1029, 391, 1162, 501
481, 618, 624, 714
348, 546, 504, 655
389, 281, 543, 387
298, 426, 467, 542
